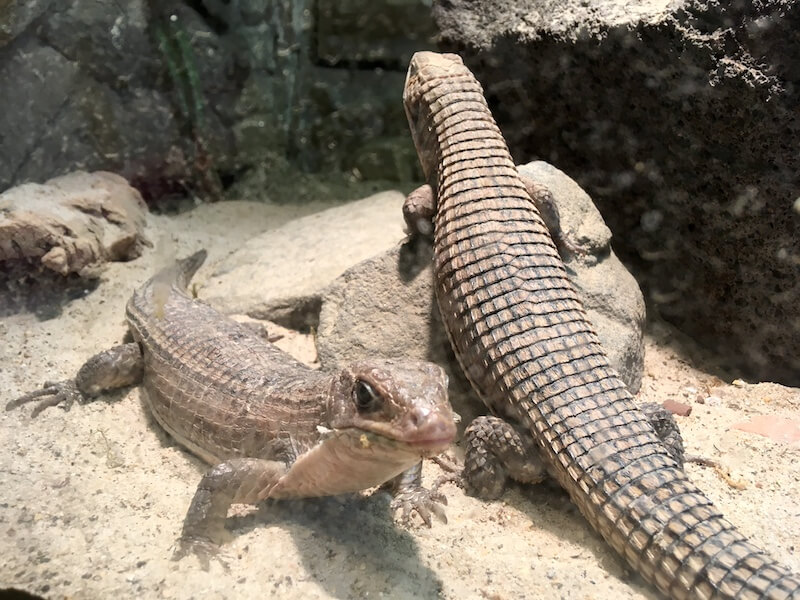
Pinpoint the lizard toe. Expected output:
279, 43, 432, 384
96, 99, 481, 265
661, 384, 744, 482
173, 536, 229, 572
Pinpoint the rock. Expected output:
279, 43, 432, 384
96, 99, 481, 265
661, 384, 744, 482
0, 171, 149, 278
0, 0, 430, 198
317, 162, 646, 416
0, 0, 54, 47
733, 415, 800, 444
316, 0, 437, 67
434, 0, 800, 386
200, 191, 408, 328
662, 399, 692, 417
0, 171, 149, 317
0, 1, 236, 198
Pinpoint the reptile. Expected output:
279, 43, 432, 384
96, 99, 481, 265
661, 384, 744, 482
7, 249, 457, 566
402, 51, 800, 599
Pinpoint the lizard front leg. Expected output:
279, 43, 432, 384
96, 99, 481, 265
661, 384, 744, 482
384, 461, 448, 527
6, 342, 143, 416
519, 175, 587, 258
175, 457, 288, 569
402, 184, 436, 237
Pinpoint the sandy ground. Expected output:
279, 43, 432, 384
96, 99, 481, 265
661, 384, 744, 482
1, 199, 798, 599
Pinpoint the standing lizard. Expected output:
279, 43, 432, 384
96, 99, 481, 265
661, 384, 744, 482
402, 51, 800, 599
7, 250, 457, 567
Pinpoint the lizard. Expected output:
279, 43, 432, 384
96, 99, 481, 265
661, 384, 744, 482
402, 51, 800, 599
7, 249, 457, 567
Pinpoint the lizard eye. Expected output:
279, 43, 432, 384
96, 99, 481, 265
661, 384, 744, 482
353, 380, 381, 412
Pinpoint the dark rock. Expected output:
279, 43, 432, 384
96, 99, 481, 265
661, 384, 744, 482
0, 1, 237, 198
0, 0, 53, 47
316, 0, 437, 68
434, 0, 800, 386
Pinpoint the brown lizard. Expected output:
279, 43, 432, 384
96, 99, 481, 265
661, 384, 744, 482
7, 250, 457, 567
402, 51, 800, 599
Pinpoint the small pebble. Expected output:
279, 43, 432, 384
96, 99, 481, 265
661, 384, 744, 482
662, 399, 692, 417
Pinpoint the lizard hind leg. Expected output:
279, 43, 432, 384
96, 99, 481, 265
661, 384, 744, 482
639, 402, 685, 468
174, 458, 288, 570
462, 415, 547, 499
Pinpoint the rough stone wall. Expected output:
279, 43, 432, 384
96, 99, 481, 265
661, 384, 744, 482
0, 0, 436, 198
434, 0, 800, 386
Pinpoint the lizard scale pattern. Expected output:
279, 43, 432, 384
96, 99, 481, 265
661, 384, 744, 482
403, 51, 800, 600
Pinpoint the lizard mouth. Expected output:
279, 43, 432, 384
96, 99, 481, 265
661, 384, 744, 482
343, 425, 454, 458
392, 416, 456, 456
404, 434, 453, 455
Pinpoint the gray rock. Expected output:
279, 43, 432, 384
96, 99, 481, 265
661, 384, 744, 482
0, 1, 236, 197
200, 191, 409, 327
317, 163, 646, 420
434, 0, 800, 386
0, 0, 54, 47
518, 161, 646, 391
0, 41, 81, 187
316, 0, 437, 67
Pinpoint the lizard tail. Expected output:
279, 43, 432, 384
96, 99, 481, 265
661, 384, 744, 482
173, 249, 208, 290
130, 250, 208, 320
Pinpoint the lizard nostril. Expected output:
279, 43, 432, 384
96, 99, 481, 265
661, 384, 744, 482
410, 406, 430, 427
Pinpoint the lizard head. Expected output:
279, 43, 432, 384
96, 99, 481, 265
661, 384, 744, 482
403, 51, 482, 185
327, 359, 456, 458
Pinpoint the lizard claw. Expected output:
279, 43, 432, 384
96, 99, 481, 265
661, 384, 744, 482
172, 535, 230, 572
6, 379, 81, 417
430, 452, 467, 493
391, 485, 448, 528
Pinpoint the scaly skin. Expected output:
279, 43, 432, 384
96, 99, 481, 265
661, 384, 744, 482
403, 51, 800, 599
8, 250, 457, 566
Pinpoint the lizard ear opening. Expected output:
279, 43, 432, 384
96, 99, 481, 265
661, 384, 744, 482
353, 379, 382, 413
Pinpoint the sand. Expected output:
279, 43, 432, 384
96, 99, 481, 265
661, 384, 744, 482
1, 198, 798, 599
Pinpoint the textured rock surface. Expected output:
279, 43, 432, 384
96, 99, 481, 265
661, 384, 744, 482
201, 191, 408, 327
0, 0, 434, 197
0, 171, 149, 278
434, 0, 800, 386
316, 0, 436, 67
317, 162, 646, 417
0, 2, 237, 198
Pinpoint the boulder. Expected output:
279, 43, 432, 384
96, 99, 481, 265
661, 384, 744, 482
0, 170, 149, 317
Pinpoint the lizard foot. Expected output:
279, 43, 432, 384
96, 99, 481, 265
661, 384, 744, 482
430, 453, 467, 493
172, 535, 230, 572
6, 379, 81, 417
390, 485, 448, 528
